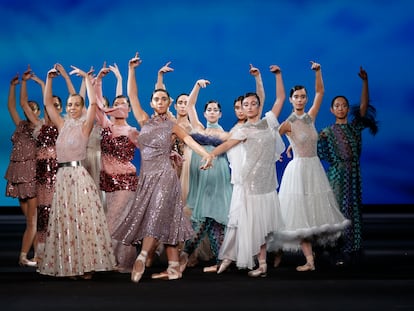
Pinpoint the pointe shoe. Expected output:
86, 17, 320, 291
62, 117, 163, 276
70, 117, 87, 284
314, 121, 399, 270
179, 252, 189, 273
151, 265, 182, 280
131, 256, 146, 283
296, 262, 315, 272
203, 265, 217, 273
217, 259, 232, 274
248, 264, 267, 278
19, 255, 37, 268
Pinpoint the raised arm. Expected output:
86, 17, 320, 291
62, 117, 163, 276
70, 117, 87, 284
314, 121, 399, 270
93, 64, 111, 127
7, 74, 21, 126
187, 79, 210, 131
250, 64, 265, 117
69, 65, 97, 137
55, 63, 76, 95
109, 63, 123, 96
358, 66, 369, 117
20, 65, 41, 125
269, 65, 286, 118
44, 66, 64, 130
78, 66, 95, 100
307, 61, 324, 121
128, 52, 149, 128
155, 61, 173, 90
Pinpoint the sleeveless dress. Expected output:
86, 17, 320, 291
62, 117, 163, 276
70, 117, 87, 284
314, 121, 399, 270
38, 116, 116, 277
112, 116, 194, 246
278, 113, 350, 252
5, 120, 37, 199
219, 111, 285, 269
183, 123, 233, 264
33, 121, 59, 258
99, 118, 139, 272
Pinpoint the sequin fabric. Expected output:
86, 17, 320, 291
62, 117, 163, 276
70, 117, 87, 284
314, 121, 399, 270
100, 127, 138, 192
317, 119, 366, 253
34, 123, 59, 241
112, 116, 194, 246
219, 112, 286, 269
5, 120, 37, 199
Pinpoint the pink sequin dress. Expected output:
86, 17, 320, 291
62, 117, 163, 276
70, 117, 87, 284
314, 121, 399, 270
98, 110, 139, 272
5, 120, 37, 199
33, 120, 58, 255
38, 115, 116, 277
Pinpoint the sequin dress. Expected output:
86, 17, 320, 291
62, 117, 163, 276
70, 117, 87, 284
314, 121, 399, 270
278, 113, 350, 252
5, 120, 37, 199
112, 116, 193, 246
38, 116, 116, 277
218, 112, 285, 269
317, 119, 366, 254
99, 115, 139, 272
33, 121, 58, 257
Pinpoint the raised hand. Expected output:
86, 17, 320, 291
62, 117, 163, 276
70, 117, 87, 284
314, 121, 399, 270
249, 64, 260, 76
310, 61, 321, 71
129, 52, 142, 68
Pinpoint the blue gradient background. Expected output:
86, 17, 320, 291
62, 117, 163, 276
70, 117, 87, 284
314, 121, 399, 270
1, 0, 413, 206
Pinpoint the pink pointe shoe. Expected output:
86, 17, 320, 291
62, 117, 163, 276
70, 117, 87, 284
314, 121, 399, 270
131, 253, 146, 283
217, 259, 232, 274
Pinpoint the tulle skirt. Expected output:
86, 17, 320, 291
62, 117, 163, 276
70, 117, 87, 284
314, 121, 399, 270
38, 165, 116, 277
219, 183, 285, 270
277, 157, 350, 252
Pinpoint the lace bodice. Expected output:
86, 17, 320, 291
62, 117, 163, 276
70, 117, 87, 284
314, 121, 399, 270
287, 113, 318, 158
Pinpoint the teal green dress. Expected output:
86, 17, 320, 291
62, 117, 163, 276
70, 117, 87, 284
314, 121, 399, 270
184, 123, 233, 264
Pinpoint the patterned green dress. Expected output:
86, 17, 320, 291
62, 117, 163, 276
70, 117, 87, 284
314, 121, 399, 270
317, 119, 366, 255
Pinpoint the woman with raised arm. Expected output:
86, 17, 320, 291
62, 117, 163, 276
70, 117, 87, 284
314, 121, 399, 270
317, 66, 378, 267
93, 63, 139, 273
112, 53, 212, 283
275, 61, 350, 272
37, 65, 115, 279
5, 68, 40, 268
178, 78, 233, 274
209, 65, 286, 277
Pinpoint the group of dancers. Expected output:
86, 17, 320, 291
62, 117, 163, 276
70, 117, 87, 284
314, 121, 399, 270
5, 53, 378, 282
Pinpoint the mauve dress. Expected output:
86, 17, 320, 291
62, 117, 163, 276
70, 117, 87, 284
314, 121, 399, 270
112, 115, 194, 246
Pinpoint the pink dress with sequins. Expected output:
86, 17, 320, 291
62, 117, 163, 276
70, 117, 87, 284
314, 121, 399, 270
5, 120, 37, 199
97, 110, 140, 272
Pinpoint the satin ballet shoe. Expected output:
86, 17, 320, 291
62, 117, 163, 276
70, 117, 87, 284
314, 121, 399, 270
131, 257, 146, 283
217, 259, 232, 274
151, 266, 182, 280
203, 265, 217, 273
179, 252, 189, 273
19, 256, 37, 268
296, 262, 315, 272
248, 261, 267, 278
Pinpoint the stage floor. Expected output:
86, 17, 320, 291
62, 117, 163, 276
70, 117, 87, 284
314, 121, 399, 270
1, 211, 413, 311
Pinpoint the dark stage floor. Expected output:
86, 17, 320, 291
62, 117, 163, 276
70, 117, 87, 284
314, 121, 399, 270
1, 207, 414, 311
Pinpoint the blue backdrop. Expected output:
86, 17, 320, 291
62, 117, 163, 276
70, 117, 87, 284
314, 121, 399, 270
1, 0, 413, 206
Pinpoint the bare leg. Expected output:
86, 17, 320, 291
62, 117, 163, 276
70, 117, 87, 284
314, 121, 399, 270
296, 240, 315, 271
